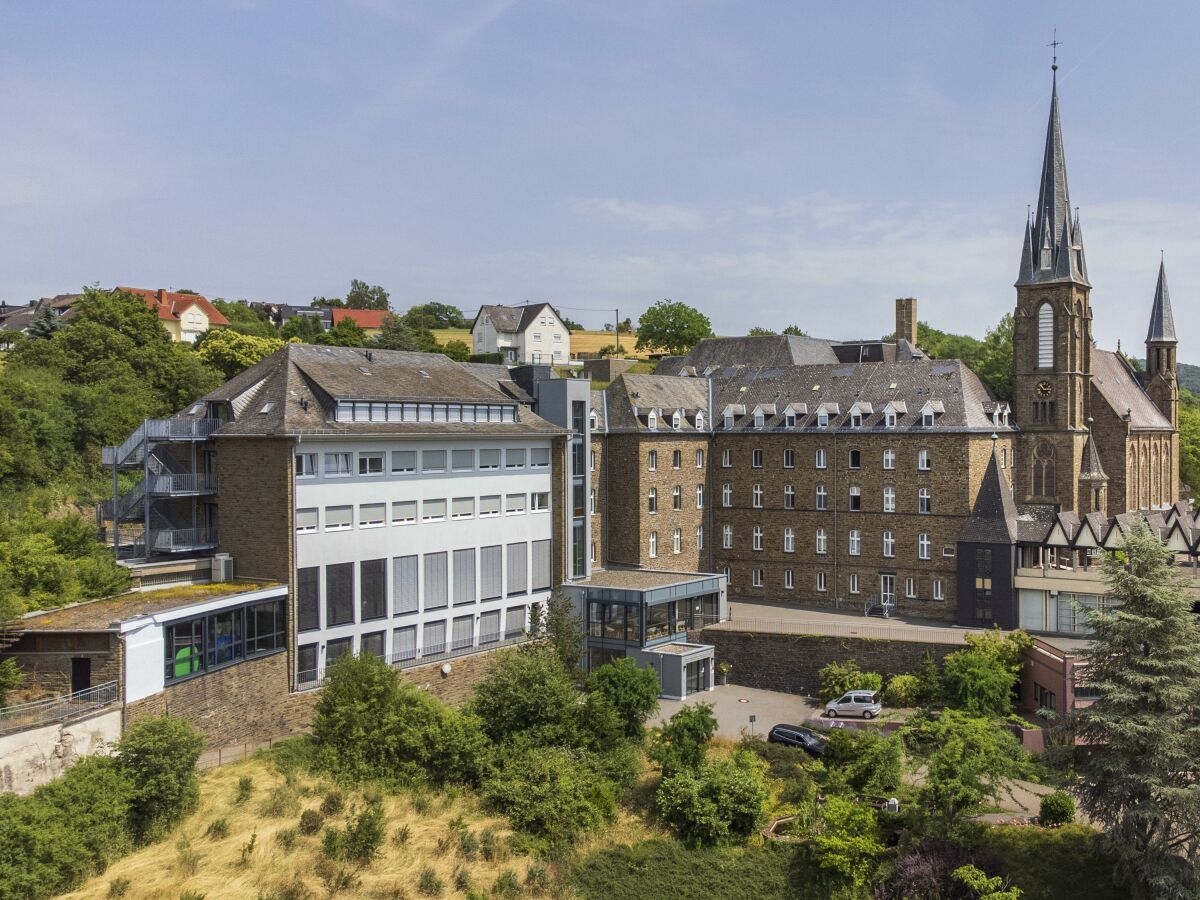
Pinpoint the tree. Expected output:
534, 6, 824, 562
953, 865, 1023, 899
747, 326, 776, 336
941, 628, 1032, 717
280, 313, 325, 342
649, 702, 717, 776
26, 303, 59, 339
1069, 524, 1200, 899
0, 658, 24, 707
975, 313, 1014, 401
371, 314, 436, 352
345, 279, 390, 310
117, 715, 204, 841
555, 311, 583, 332
529, 592, 585, 678
818, 660, 883, 701
655, 754, 767, 847
471, 647, 581, 748
211, 300, 278, 338
586, 658, 660, 737
906, 710, 1026, 822
440, 339, 471, 362
401, 302, 467, 330
782, 325, 807, 336
615, 318, 632, 334
316, 316, 367, 347
482, 746, 615, 842
195, 329, 283, 379
1179, 389, 1199, 496
801, 795, 885, 895
635, 300, 713, 355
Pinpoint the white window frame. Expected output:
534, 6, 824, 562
783, 448, 795, 469
783, 527, 795, 553
883, 531, 895, 557
918, 532, 931, 559
784, 569, 794, 589
296, 453, 317, 479
673, 528, 682, 554
752, 526, 763, 551
722, 524, 733, 549
649, 531, 658, 558
751, 448, 763, 468
849, 529, 861, 556
648, 449, 658, 471
752, 568, 764, 587
722, 483, 732, 507
883, 449, 896, 470
817, 571, 828, 592
816, 528, 827, 555
883, 486, 896, 513
752, 483, 763, 508
815, 448, 827, 469
849, 573, 860, 595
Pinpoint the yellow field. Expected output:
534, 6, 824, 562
66, 752, 663, 899
432, 329, 657, 359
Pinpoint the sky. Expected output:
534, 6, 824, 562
2, 0, 1197, 355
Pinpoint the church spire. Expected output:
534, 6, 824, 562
1146, 256, 1177, 343
1017, 64, 1089, 286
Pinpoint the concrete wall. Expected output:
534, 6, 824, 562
703, 628, 961, 696
0, 708, 122, 795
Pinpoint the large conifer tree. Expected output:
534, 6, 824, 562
1070, 523, 1200, 899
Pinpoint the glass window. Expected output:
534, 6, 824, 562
506, 448, 526, 469
849, 486, 861, 511
358, 452, 383, 475
752, 526, 763, 551
696, 449, 705, 468
673, 485, 682, 510
919, 533, 931, 559
784, 484, 795, 509
479, 449, 501, 470
696, 484, 704, 508
452, 497, 474, 519
848, 449, 861, 469
722, 524, 733, 549
326, 637, 353, 666
849, 574, 860, 595
649, 531, 658, 557
722, 484, 732, 507
392, 500, 416, 524
360, 559, 387, 620
324, 452, 351, 476
919, 488, 932, 514
531, 447, 550, 468
423, 498, 447, 521
648, 450, 657, 471
325, 505, 352, 531
452, 449, 474, 471
423, 450, 446, 472
296, 508, 318, 533
326, 563, 354, 626
359, 503, 385, 528
672, 449, 682, 469
391, 450, 416, 473
531, 492, 549, 512
165, 618, 203, 681
673, 528, 682, 554
296, 453, 317, 478
816, 485, 828, 510
506, 493, 526, 515
480, 495, 501, 517
883, 531, 895, 557
817, 571, 828, 592
815, 448, 827, 469
752, 449, 763, 468
849, 530, 861, 556
918, 449, 931, 471
784, 449, 795, 468
298, 644, 318, 684
361, 631, 385, 659
784, 527, 795, 553
883, 486, 896, 513
883, 449, 895, 470
297, 567, 319, 632
816, 528, 827, 554
648, 487, 657, 513
721, 449, 732, 467
752, 484, 763, 508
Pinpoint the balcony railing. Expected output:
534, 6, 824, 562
151, 527, 219, 553
102, 418, 220, 466
0, 681, 119, 736
148, 473, 217, 495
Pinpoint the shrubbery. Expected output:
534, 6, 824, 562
586, 658, 660, 737
883, 673, 921, 707
482, 747, 616, 842
941, 629, 1033, 717
649, 703, 717, 777
655, 753, 767, 847
0, 715, 202, 899
818, 661, 883, 701
1039, 791, 1075, 827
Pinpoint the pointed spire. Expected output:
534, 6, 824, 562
1079, 431, 1107, 481
1018, 216, 1035, 283
1146, 256, 1177, 343
959, 444, 1019, 544
1017, 65, 1089, 286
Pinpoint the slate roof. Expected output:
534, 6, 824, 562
1091, 350, 1172, 431
668, 334, 839, 371
709, 358, 1008, 432
462, 362, 535, 404
471, 302, 557, 334
1079, 433, 1107, 480
1015, 504, 1058, 543
0, 294, 84, 332
959, 445, 1020, 543
177, 344, 562, 438
1147, 259, 1177, 343
603, 374, 710, 432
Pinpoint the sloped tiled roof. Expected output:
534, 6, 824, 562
472, 303, 557, 334
331, 308, 392, 329
177, 344, 561, 438
1091, 349, 1172, 431
462, 362, 534, 404
669, 334, 839, 371
1079, 433, 1108, 480
604, 374, 710, 432
959, 445, 1020, 544
119, 287, 231, 327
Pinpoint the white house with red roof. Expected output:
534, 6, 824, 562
118, 287, 231, 344
330, 307, 391, 338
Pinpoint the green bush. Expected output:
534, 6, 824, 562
1039, 791, 1076, 827
586, 658, 661, 737
941, 630, 1033, 717
107, 877, 132, 898
655, 754, 768, 847
299, 808, 324, 835
117, 715, 204, 841
482, 747, 616, 842
417, 866, 443, 896
234, 775, 254, 805
847, 735, 904, 797
274, 829, 298, 852
205, 818, 230, 840
491, 870, 521, 898
649, 703, 717, 777
470, 647, 581, 749
799, 795, 884, 896
883, 674, 921, 707
320, 789, 345, 816
818, 661, 883, 702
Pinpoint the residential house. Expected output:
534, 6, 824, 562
331, 308, 391, 338
470, 303, 571, 364
119, 287, 231, 343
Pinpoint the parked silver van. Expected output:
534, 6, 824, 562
824, 690, 882, 719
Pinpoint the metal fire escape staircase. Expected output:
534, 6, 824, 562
100, 418, 221, 559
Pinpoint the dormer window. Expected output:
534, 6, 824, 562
992, 408, 1000, 427
696, 411, 706, 430
919, 400, 943, 428
817, 411, 829, 428
785, 412, 796, 428
922, 411, 935, 427
648, 410, 657, 430
589, 411, 598, 430
754, 411, 765, 428
850, 411, 863, 429
672, 411, 682, 430
884, 411, 896, 428
724, 414, 734, 430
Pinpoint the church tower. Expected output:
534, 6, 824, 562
1143, 258, 1179, 429
1013, 64, 1093, 512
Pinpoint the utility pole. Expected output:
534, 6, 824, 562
614, 308, 621, 355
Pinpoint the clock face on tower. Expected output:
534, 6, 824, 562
1036, 381, 1054, 398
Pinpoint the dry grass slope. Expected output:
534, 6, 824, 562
65, 753, 663, 899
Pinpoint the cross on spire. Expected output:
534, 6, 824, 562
1048, 29, 1062, 71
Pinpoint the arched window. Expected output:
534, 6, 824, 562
1038, 302, 1054, 368
1033, 442, 1056, 498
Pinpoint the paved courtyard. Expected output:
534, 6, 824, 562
652, 684, 823, 739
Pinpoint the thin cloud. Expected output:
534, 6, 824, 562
575, 198, 706, 232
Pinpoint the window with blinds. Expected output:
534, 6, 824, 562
297, 566, 319, 632
505, 606, 526, 638
452, 615, 474, 649
452, 449, 474, 471
423, 619, 446, 655
360, 558, 386, 620
423, 499, 447, 521
452, 497, 474, 519
505, 448, 526, 469
507, 543, 528, 596
359, 503, 385, 528
479, 449, 501, 470
296, 508, 318, 533
424, 552, 448, 609
480, 610, 501, 643
325, 505, 352, 530
393, 624, 417, 661
531, 540, 551, 591
361, 631, 385, 659
392, 501, 416, 524
530, 447, 550, 468
453, 549, 476, 605
423, 450, 447, 472
391, 450, 416, 473
326, 563, 354, 626
481, 546, 502, 600
1038, 302, 1054, 368
393, 555, 418, 614
506, 494, 526, 515
480, 495, 501, 517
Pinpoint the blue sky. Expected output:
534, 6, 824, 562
2, 1, 1196, 354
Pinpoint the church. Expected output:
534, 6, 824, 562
1011, 63, 1180, 517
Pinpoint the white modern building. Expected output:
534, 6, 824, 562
470, 302, 571, 364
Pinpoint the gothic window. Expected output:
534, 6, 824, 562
1037, 302, 1054, 368
1033, 441, 1056, 498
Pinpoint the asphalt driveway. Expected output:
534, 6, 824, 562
651, 685, 824, 739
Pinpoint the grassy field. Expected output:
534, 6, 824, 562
65, 751, 663, 900
432, 329, 658, 359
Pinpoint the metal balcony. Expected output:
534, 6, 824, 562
150, 527, 219, 553
102, 418, 221, 467
147, 473, 217, 496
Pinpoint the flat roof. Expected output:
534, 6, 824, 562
571, 568, 717, 590
11, 581, 282, 632
647, 642, 711, 656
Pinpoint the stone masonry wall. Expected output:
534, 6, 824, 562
0, 633, 121, 701
704, 628, 961, 697
216, 436, 294, 583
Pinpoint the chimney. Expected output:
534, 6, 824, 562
895, 298, 917, 347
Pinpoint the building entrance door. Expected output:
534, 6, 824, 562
71, 657, 91, 694
879, 574, 896, 606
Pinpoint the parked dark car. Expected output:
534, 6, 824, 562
766, 724, 827, 757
